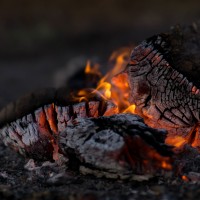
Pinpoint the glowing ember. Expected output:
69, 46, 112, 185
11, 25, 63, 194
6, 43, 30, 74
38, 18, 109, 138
165, 126, 200, 149
146, 148, 172, 171
161, 161, 172, 170
165, 136, 186, 148
182, 175, 189, 182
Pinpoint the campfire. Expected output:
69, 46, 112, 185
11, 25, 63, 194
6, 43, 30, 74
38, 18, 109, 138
1, 24, 200, 182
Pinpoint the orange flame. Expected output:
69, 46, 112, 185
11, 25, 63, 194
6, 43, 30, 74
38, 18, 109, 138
67, 46, 174, 171
111, 73, 131, 112
84, 60, 101, 77
94, 81, 111, 99
71, 89, 90, 102
88, 47, 135, 113
84, 60, 91, 74
123, 104, 136, 114
78, 47, 134, 115
165, 136, 186, 148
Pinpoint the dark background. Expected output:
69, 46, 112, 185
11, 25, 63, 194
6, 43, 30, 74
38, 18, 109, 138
0, 0, 200, 108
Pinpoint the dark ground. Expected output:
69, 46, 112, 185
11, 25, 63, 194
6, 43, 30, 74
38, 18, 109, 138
1, 1, 200, 199
0, 140, 198, 200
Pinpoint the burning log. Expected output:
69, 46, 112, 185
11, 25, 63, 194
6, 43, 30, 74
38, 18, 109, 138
59, 114, 172, 179
126, 23, 200, 149
0, 88, 117, 160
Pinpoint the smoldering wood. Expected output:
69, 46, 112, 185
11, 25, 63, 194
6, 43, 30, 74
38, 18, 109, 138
126, 23, 200, 148
102, 100, 118, 116
88, 101, 100, 117
59, 113, 172, 179
0, 91, 118, 160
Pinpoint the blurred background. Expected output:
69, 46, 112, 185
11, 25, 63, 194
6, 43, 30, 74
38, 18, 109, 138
0, 0, 200, 108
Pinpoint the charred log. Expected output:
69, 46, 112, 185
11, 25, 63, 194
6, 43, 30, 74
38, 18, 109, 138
0, 88, 117, 160
59, 114, 172, 179
126, 23, 200, 149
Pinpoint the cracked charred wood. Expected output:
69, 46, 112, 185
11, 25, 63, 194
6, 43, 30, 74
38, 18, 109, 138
0, 88, 117, 160
126, 23, 200, 149
59, 114, 172, 179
